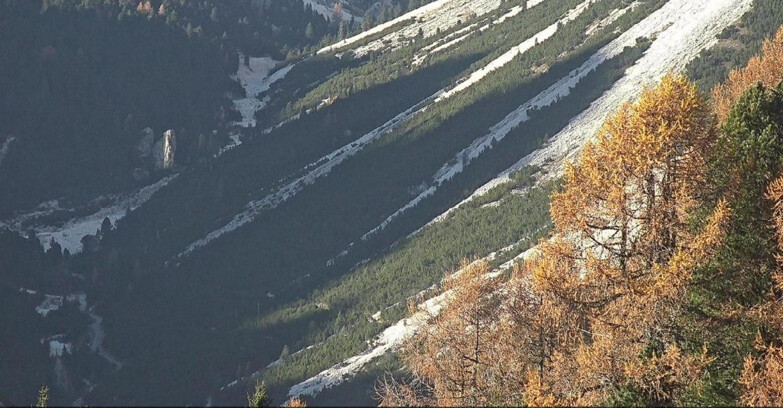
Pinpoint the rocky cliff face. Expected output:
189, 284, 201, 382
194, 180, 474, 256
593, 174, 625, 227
157, 129, 176, 170
137, 128, 176, 172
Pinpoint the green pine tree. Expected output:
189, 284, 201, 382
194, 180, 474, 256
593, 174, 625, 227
247, 381, 271, 407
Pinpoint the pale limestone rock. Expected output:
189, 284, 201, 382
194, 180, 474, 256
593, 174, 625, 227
153, 129, 176, 170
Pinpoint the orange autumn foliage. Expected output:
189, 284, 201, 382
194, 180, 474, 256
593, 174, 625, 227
739, 176, 783, 406
527, 75, 729, 405
379, 75, 730, 407
388, 260, 525, 406
284, 397, 308, 407
739, 334, 783, 407
713, 26, 783, 121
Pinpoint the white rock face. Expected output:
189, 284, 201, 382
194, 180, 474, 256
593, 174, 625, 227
154, 129, 176, 170
412, 0, 548, 66
36, 295, 64, 317
435, 0, 594, 103
162, 129, 176, 168
34, 292, 87, 317
231, 54, 297, 131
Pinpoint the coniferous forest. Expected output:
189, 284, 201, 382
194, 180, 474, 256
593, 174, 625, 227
4, 0, 783, 406
380, 31, 783, 404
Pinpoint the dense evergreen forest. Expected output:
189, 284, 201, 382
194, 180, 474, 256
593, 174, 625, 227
0, 0, 334, 215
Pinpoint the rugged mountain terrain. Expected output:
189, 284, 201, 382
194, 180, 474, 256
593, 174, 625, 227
3, 0, 783, 406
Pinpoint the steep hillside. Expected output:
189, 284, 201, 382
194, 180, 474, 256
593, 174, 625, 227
3, 0, 783, 406
376, 26, 783, 405
280, 1, 767, 403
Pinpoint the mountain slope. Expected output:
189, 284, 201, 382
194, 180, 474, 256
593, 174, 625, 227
4, 0, 783, 405
281, 0, 755, 402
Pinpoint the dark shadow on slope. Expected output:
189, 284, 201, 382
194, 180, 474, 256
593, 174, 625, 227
95, 52, 483, 268
74, 2, 658, 403
85, 42, 611, 406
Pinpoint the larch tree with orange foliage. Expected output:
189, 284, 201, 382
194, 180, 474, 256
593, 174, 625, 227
377, 257, 581, 407
523, 74, 730, 406
285, 397, 308, 407
713, 26, 783, 121
378, 75, 730, 407
379, 260, 519, 407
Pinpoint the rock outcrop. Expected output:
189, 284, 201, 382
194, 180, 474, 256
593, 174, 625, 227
149, 129, 176, 170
